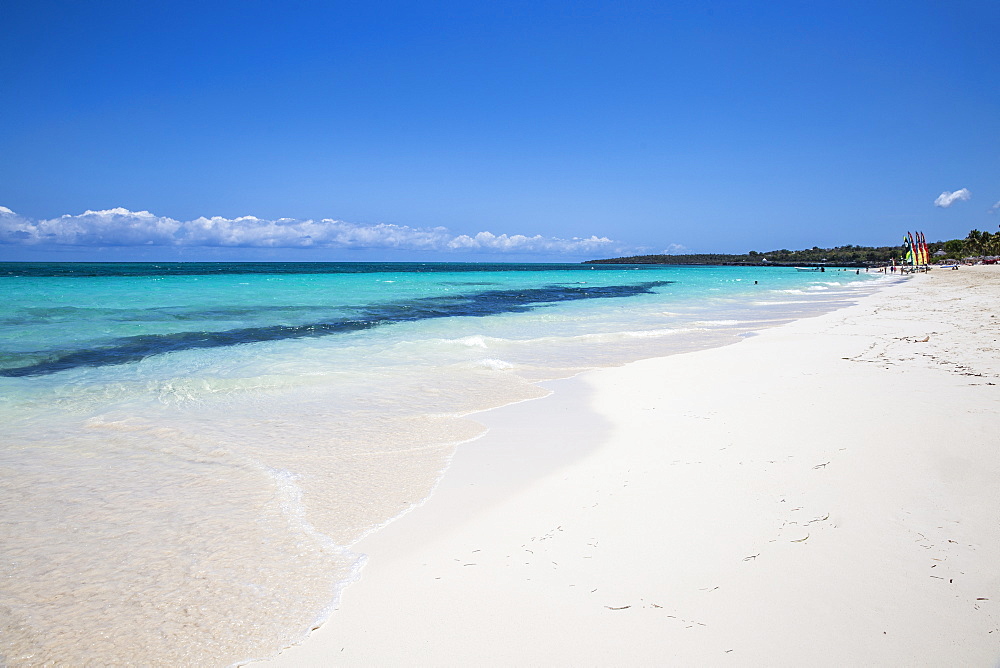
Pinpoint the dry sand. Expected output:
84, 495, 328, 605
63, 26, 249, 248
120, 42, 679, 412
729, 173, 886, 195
256, 266, 1000, 666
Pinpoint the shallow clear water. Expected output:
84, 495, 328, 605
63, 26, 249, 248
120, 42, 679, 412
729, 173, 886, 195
0, 262, 892, 665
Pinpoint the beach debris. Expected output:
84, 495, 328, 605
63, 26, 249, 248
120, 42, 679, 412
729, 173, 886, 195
790, 533, 810, 543
605, 605, 631, 610
977, 597, 989, 600
917, 336, 930, 342
813, 462, 829, 469
806, 513, 830, 524
743, 554, 759, 561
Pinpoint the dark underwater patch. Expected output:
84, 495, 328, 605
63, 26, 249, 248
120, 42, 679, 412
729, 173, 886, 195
0, 281, 672, 377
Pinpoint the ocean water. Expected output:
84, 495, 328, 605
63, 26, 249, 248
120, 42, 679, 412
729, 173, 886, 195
0, 262, 893, 665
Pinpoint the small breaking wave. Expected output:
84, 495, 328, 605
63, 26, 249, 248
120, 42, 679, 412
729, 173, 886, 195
476, 357, 515, 370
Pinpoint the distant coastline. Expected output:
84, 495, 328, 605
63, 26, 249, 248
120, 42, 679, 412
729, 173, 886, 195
587, 231, 999, 266
584, 245, 905, 267
584, 255, 873, 268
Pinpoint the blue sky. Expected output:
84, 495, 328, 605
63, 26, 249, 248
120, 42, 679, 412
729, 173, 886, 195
2, 0, 998, 261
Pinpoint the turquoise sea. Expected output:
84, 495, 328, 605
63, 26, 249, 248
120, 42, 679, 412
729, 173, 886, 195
0, 262, 893, 665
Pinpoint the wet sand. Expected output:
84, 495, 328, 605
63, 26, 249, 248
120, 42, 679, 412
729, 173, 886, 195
256, 266, 1000, 666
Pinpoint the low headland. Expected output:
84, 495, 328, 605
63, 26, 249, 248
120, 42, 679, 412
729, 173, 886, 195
584, 230, 1000, 267
584, 246, 902, 267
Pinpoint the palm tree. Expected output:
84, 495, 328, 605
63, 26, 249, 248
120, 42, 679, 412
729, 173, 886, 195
987, 231, 1000, 257
966, 229, 985, 258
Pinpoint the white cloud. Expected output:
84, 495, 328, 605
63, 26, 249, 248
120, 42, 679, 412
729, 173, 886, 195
447, 230, 615, 253
990, 200, 1000, 214
0, 206, 622, 255
933, 188, 971, 208
660, 243, 687, 254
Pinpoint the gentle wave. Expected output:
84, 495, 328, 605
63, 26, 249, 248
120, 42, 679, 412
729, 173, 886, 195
0, 264, 894, 665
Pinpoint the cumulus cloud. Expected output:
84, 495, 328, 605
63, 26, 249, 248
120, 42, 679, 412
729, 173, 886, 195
446, 230, 616, 254
0, 206, 621, 255
990, 200, 1000, 214
933, 188, 971, 208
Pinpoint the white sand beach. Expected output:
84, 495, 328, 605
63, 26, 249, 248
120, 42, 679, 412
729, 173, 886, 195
257, 267, 1000, 666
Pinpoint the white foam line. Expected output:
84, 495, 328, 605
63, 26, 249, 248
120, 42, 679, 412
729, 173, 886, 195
234, 465, 366, 667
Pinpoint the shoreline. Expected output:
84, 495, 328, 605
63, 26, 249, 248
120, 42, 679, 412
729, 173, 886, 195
255, 267, 999, 666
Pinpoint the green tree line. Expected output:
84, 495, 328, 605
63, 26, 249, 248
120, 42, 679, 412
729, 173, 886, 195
586, 229, 1000, 265
953, 229, 1000, 258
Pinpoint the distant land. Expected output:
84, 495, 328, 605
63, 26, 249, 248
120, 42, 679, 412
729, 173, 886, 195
585, 240, 963, 267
